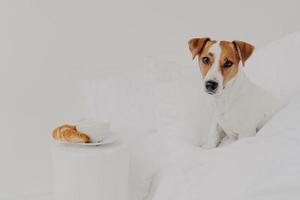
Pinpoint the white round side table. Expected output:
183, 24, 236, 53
52, 142, 129, 200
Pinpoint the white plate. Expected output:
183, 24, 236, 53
58, 132, 120, 146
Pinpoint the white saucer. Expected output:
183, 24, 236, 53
58, 132, 120, 146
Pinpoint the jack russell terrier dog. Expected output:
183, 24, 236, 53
188, 37, 282, 149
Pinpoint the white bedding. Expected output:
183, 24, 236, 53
152, 95, 300, 200
81, 31, 300, 200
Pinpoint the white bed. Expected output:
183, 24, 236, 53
152, 95, 300, 200
80, 31, 300, 200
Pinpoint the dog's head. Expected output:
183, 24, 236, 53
188, 37, 254, 96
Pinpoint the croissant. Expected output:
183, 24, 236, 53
52, 124, 90, 143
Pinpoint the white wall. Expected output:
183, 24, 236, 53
1, 0, 300, 198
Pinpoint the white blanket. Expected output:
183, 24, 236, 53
152, 95, 300, 200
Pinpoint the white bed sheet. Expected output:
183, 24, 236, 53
151, 95, 300, 200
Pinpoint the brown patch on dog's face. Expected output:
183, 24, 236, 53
197, 40, 217, 78
219, 41, 241, 85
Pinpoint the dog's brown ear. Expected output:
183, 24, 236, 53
232, 40, 255, 66
188, 37, 210, 60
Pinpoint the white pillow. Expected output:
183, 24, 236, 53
81, 59, 212, 200
245, 30, 300, 101
82, 59, 212, 145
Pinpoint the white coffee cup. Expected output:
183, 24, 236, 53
76, 118, 110, 143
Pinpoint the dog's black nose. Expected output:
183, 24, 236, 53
205, 80, 218, 92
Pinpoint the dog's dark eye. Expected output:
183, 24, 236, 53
202, 57, 210, 64
224, 60, 233, 68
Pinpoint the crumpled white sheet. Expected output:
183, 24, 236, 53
151, 95, 300, 200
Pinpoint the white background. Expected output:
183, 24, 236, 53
1, 0, 300, 198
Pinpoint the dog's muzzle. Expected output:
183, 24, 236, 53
205, 80, 218, 94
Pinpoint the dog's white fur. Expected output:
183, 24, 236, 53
201, 42, 282, 148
